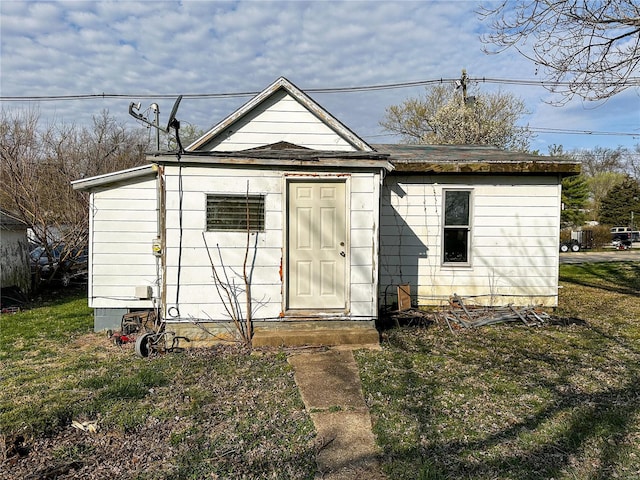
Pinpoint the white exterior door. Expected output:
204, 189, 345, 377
287, 180, 347, 310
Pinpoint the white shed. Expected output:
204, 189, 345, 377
73, 77, 579, 346
0, 210, 31, 294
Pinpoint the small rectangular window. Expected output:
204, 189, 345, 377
206, 194, 265, 232
443, 190, 471, 263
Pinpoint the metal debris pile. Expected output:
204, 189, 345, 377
439, 294, 550, 331
387, 308, 434, 327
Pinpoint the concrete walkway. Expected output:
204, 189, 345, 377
288, 348, 386, 480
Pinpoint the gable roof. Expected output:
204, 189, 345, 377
187, 77, 373, 152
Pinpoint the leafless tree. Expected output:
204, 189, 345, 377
74, 110, 150, 179
573, 146, 626, 177
479, 1, 640, 102
0, 107, 149, 287
622, 144, 640, 182
0, 107, 71, 278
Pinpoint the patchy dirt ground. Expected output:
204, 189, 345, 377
4, 345, 391, 480
1, 337, 317, 480
3, 420, 180, 479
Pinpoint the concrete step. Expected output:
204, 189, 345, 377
252, 321, 380, 348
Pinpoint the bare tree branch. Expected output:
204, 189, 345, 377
1, 107, 149, 289
479, 0, 640, 102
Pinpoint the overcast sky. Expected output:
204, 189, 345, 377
2, 0, 639, 153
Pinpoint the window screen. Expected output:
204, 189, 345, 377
443, 190, 471, 263
206, 194, 265, 232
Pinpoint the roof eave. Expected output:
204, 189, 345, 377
153, 153, 393, 171
71, 165, 157, 191
390, 160, 581, 176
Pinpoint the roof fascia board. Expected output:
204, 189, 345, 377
390, 161, 581, 176
153, 154, 393, 171
71, 165, 157, 191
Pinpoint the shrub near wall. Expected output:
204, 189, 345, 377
591, 225, 614, 247
562, 225, 614, 249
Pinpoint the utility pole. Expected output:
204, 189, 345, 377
151, 104, 160, 151
458, 69, 476, 106
460, 69, 468, 104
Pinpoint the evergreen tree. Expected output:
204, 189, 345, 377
598, 176, 640, 227
561, 175, 589, 228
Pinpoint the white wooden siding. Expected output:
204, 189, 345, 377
204, 91, 357, 152
162, 164, 282, 321
88, 177, 159, 309
162, 166, 381, 321
379, 175, 561, 307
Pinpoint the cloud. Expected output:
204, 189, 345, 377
1, 0, 637, 151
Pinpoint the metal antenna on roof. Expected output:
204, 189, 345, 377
128, 95, 183, 152
166, 96, 183, 153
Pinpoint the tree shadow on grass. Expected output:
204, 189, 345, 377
559, 262, 640, 296
366, 324, 640, 480
406, 374, 639, 480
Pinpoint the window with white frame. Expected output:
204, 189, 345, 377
206, 194, 265, 232
443, 190, 471, 263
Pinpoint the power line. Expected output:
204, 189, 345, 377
373, 127, 638, 139
0, 92, 255, 102
528, 127, 639, 137
472, 77, 640, 87
2, 77, 638, 140
2, 76, 640, 102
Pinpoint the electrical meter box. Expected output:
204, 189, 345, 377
152, 238, 162, 256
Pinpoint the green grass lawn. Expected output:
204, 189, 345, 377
0, 292, 316, 479
356, 262, 640, 480
2, 263, 639, 479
